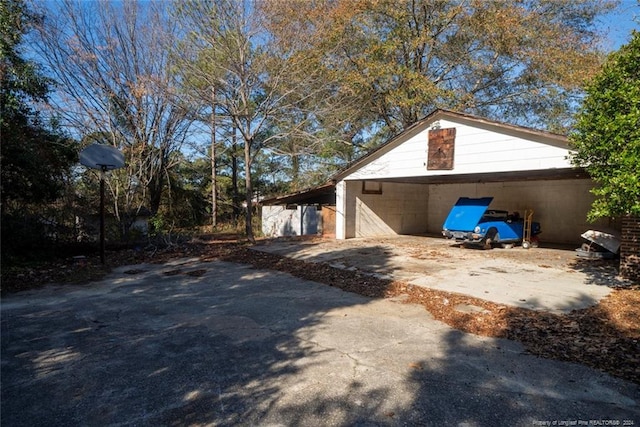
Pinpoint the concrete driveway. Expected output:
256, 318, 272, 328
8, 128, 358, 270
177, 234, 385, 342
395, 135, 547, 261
253, 236, 625, 313
2, 257, 638, 426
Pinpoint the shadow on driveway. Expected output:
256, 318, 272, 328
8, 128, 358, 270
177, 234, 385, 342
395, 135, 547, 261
1, 246, 638, 425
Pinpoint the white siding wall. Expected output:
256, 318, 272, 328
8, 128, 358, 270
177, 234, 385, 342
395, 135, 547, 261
346, 118, 572, 181
427, 179, 608, 244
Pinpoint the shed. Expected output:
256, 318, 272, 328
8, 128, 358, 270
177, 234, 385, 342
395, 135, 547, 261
261, 183, 336, 237
332, 109, 611, 244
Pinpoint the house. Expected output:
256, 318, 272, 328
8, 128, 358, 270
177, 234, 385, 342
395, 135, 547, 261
263, 109, 615, 244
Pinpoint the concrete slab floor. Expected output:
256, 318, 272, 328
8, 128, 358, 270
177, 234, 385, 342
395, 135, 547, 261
252, 235, 628, 313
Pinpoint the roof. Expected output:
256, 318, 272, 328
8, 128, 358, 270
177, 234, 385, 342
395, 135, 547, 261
332, 109, 570, 182
260, 182, 335, 206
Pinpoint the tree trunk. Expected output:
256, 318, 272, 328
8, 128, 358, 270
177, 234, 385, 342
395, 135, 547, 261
148, 170, 164, 217
244, 136, 255, 243
210, 86, 217, 228
291, 153, 300, 189
231, 126, 240, 226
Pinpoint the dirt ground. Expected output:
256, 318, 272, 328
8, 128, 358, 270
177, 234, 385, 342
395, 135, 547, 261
2, 235, 639, 384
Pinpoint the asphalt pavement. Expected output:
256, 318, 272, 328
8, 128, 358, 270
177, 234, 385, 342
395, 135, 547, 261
1, 257, 638, 426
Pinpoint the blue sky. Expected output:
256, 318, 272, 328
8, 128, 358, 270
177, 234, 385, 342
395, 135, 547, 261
600, 0, 639, 50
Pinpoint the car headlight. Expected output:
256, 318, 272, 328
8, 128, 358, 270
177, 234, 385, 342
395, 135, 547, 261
474, 226, 481, 233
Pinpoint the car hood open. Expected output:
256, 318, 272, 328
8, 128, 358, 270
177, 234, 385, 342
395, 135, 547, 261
442, 197, 493, 231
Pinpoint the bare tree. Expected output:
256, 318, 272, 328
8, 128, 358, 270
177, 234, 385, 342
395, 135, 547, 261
174, 0, 330, 241
31, 0, 199, 236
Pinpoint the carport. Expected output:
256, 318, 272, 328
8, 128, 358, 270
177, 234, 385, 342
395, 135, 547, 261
333, 109, 613, 245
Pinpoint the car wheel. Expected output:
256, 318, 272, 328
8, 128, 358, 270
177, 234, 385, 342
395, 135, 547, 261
484, 230, 498, 249
483, 238, 492, 249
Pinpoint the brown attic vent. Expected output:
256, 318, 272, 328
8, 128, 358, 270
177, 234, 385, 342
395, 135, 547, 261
427, 128, 456, 170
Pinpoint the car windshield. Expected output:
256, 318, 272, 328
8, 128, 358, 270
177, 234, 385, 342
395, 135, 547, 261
480, 210, 509, 221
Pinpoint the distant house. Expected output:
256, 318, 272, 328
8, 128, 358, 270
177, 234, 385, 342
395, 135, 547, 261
262, 109, 614, 244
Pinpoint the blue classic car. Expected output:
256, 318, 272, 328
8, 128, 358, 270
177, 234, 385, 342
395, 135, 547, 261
442, 197, 541, 248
